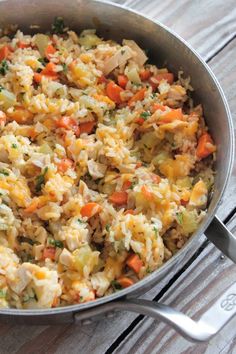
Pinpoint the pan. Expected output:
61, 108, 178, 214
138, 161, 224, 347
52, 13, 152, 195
0, 0, 235, 342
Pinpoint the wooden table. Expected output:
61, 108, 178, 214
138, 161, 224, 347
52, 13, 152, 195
0, 0, 236, 353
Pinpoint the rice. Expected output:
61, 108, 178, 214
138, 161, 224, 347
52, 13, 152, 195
0, 17, 216, 309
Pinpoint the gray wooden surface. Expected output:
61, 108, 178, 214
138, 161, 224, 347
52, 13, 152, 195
0, 0, 236, 353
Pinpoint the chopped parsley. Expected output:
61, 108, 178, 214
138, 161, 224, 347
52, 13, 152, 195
146, 267, 152, 274
140, 111, 151, 120
17, 236, 37, 246
0, 289, 6, 298
0, 169, 9, 176
52, 17, 65, 34
49, 239, 64, 248
0, 60, 9, 75
11, 143, 17, 149
176, 212, 183, 225
35, 167, 48, 192
38, 57, 45, 64
153, 226, 158, 237
78, 218, 85, 224
121, 49, 125, 55
151, 93, 157, 98
62, 63, 68, 73
38, 57, 48, 65
129, 181, 137, 190
111, 280, 122, 291
105, 224, 110, 232
0, 86, 3, 92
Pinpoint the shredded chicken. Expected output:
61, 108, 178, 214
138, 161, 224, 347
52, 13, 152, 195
103, 46, 133, 75
123, 39, 148, 67
87, 159, 107, 179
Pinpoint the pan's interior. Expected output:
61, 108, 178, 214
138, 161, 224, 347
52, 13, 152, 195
0, 0, 233, 319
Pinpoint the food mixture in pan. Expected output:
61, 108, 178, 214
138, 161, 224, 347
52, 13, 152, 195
0, 18, 216, 308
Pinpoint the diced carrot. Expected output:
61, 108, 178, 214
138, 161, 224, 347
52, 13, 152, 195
152, 103, 167, 112
128, 88, 146, 107
42, 247, 56, 260
57, 158, 73, 173
24, 199, 40, 213
139, 69, 151, 81
196, 132, 216, 159
117, 277, 134, 288
141, 185, 153, 200
109, 191, 128, 205
134, 117, 145, 125
126, 254, 143, 273
17, 41, 30, 49
149, 72, 174, 90
56, 116, 80, 137
155, 73, 174, 84
81, 202, 102, 218
41, 62, 56, 74
97, 75, 108, 84
79, 120, 96, 135
157, 108, 183, 125
0, 46, 10, 61
45, 44, 56, 60
28, 127, 37, 139
106, 81, 124, 104
40, 62, 58, 80
34, 72, 43, 83
56, 116, 72, 129
0, 111, 6, 125
124, 209, 135, 215
151, 173, 161, 184
34, 62, 58, 82
122, 180, 132, 191
7, 107, 33, 124
118, 74, 128, 89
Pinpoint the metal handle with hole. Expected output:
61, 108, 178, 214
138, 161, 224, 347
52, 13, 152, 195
75, 217, 236, 342
75, 281, 236, 342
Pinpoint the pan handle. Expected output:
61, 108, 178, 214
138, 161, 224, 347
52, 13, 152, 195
205, 215, 236, 263
75, 280, 236, 342
75, 215, 236, 341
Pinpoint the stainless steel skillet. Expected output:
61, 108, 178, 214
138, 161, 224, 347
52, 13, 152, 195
0, 0, 235, 342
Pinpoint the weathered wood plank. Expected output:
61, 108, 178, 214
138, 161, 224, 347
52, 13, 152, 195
0, 2, 235, 354
121, 0, 236, 61
114, 215, 236, 354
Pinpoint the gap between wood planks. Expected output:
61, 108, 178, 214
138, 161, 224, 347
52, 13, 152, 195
206, 33, 236, 62
104, 30, 236, 350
